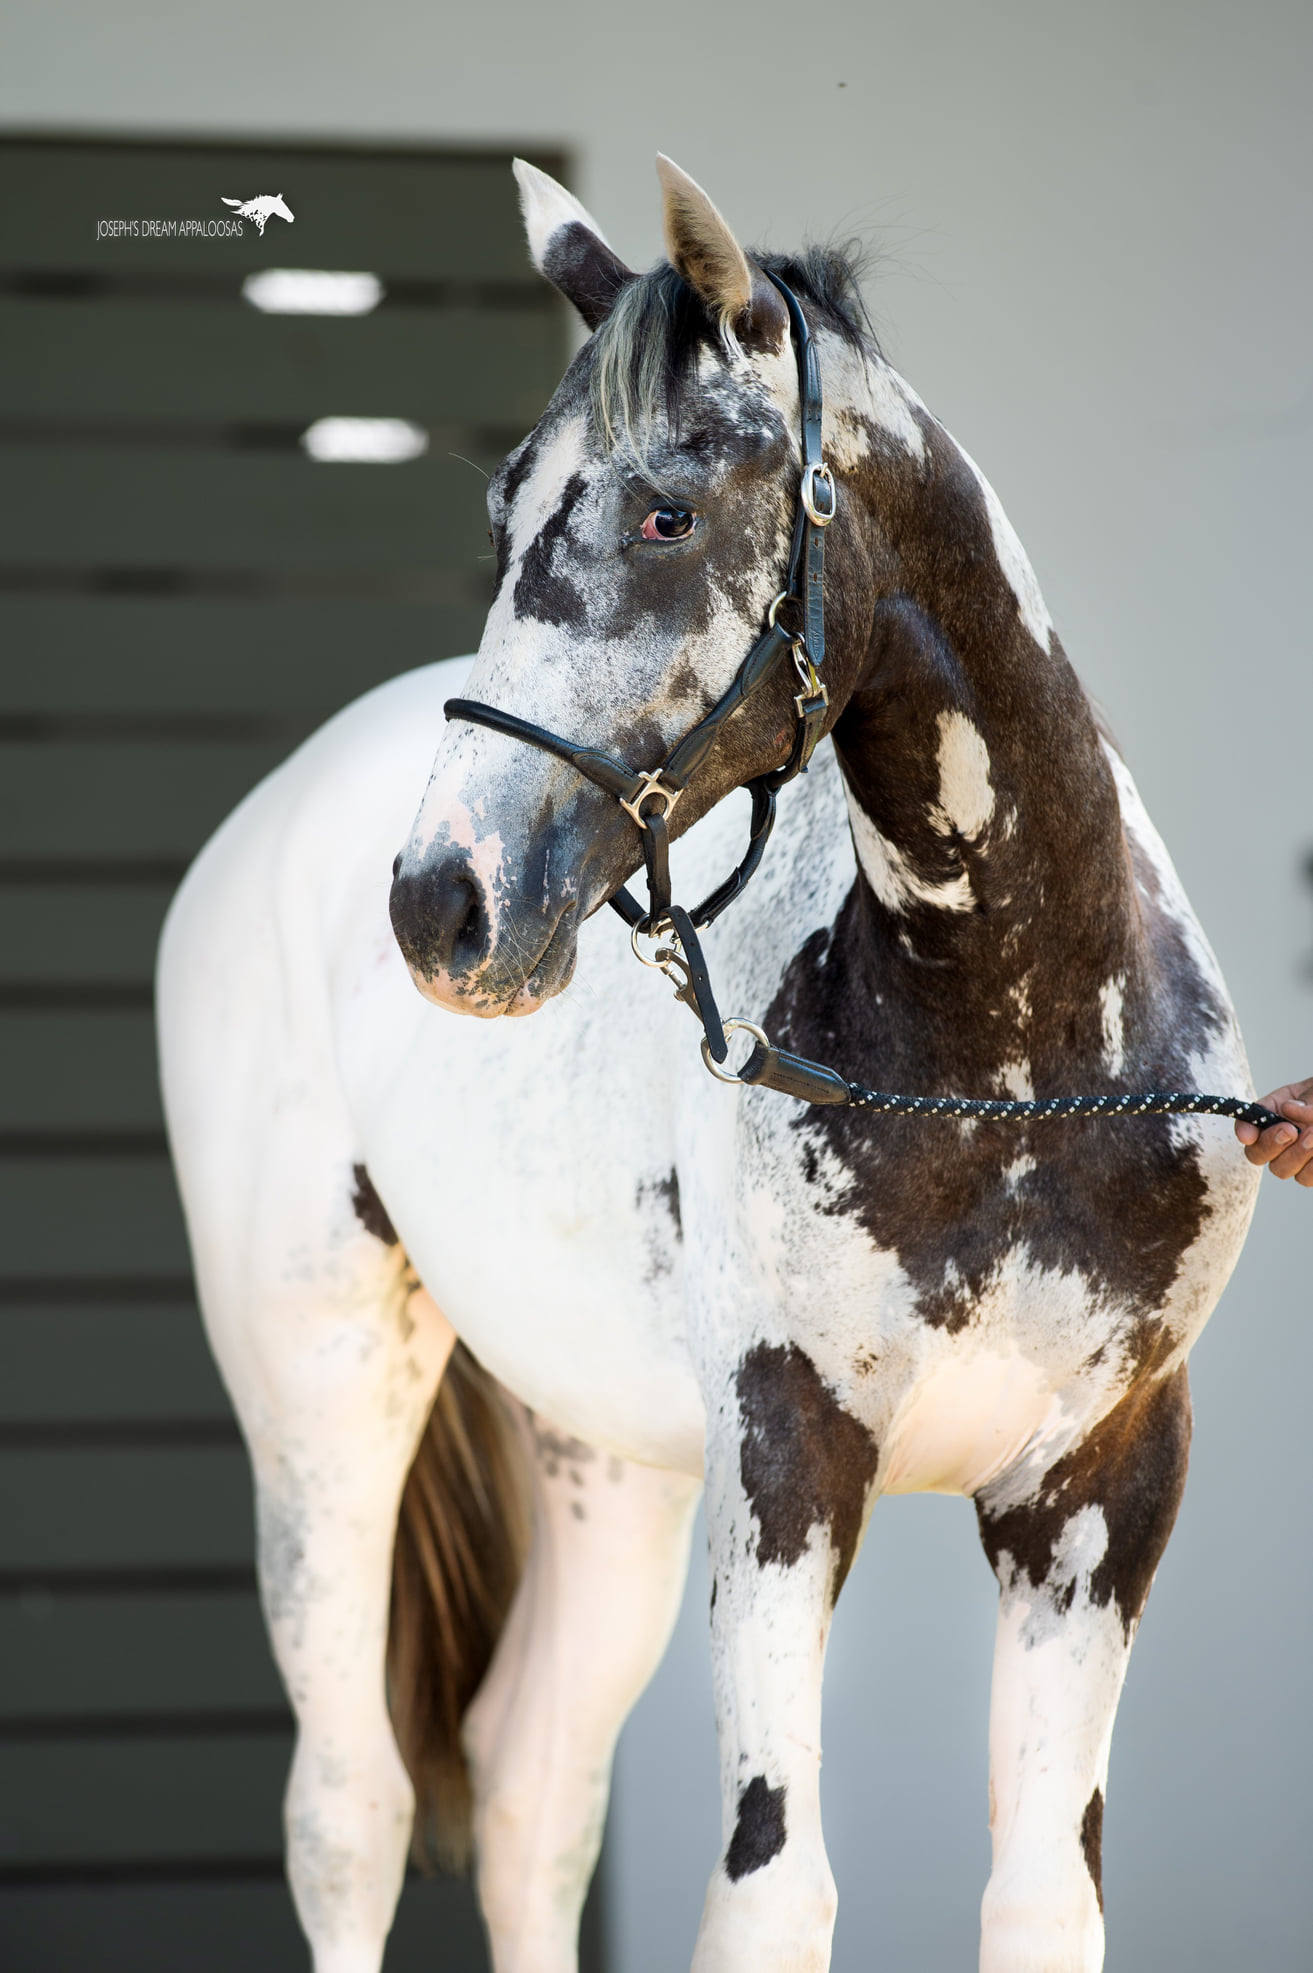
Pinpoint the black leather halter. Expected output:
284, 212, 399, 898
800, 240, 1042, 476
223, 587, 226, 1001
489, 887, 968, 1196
439, 279, 1284, 1134
445, 272, 836, 1062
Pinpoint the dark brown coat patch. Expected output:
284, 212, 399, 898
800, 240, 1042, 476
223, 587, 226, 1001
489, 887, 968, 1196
975, 1363, 1193, 1640
1080, 1787, 1105, 1912
736, 1344, 878, 1601
724, 1774, 787, 1881
351, 1163, 398, 1247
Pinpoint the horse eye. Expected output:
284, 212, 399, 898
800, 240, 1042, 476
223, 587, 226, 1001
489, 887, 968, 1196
640, 506, 696, 542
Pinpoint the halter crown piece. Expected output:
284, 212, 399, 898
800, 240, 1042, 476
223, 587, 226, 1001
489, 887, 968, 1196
444, 279, 1282, 1134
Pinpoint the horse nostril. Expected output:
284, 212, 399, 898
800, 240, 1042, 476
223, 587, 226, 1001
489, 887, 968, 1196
392, 850, 403, 879
448, 874, 486, 966
389, 857, 491, 981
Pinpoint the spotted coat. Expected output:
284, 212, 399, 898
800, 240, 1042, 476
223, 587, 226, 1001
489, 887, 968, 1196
160, 158, 1259, 1973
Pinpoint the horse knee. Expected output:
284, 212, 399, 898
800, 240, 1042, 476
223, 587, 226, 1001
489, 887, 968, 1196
980, 1867, 1103, 1973
694, 1845, 838, 1973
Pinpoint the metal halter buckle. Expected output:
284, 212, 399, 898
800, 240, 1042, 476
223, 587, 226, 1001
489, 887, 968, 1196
619, 768, 683, 829
800, 461, 837, 527
792, 644, 829, 719
700, 1019, 771, 1085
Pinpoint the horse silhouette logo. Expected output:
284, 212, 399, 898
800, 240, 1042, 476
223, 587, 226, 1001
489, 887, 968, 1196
221, 193, 294, 235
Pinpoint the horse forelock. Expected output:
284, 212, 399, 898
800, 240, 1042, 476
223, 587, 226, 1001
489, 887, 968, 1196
587, 245, 876, 476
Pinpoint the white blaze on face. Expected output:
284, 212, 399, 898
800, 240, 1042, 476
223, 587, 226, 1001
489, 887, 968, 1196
496, 415, 595, 621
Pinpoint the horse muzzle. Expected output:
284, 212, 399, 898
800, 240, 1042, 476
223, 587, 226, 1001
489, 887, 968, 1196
389, 840, 583, 1017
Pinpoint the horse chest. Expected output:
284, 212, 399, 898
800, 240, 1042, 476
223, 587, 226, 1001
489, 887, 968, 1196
687, 1081, 1239, 1491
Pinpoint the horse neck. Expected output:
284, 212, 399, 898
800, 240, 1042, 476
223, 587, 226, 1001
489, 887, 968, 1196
825, 357, 1139, 1026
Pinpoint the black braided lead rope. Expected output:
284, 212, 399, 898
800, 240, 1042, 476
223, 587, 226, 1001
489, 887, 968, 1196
727, 1033, 1285, 1130
844, 1088, 1284, 1128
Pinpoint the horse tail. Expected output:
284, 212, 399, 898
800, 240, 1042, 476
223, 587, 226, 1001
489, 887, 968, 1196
388, 1340, 531, 1871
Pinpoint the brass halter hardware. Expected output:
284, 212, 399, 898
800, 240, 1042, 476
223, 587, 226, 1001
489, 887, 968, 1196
618, 768, 684, 830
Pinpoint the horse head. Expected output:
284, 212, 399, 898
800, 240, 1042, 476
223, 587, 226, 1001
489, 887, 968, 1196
389, 157, 877, 1016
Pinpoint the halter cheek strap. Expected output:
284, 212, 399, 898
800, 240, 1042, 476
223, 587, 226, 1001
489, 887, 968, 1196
445, 271, 834, 1059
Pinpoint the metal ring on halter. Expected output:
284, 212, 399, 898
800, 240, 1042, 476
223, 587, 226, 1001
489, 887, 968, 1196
630, 922, 679, 970
700, 1019, 770, 1084
800, 462, 837, 527
766, 589, 799, 638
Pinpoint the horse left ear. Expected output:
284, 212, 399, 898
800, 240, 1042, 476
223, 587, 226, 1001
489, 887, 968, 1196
513, 159, 634, 331
656, 155, 788, 351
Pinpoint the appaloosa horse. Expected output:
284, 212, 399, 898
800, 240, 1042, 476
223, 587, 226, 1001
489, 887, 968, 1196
158, 156, 1261, 1973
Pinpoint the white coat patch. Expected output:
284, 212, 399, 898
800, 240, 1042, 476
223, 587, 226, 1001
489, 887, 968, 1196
843, 788, 975, 914
929, 710, 995, 841
1099, 975, 1126, 1077
954, 440, 1054, 653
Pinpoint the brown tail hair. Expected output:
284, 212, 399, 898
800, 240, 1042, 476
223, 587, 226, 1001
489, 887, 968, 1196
388, 1340, 531, 1871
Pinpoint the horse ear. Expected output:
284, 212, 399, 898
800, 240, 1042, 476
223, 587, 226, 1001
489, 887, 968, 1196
655, 154, 787, 350
512, 159, 634, 331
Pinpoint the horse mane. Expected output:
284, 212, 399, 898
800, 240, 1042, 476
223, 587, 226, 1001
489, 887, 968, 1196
589, 243, 877, 471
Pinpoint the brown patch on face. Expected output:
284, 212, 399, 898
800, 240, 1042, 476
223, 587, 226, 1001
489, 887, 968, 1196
1081, 1788, 1105, 1913
736, 1343, 878, 1602
975, 1360, 1193, 1640
351, 1163, 398, 1247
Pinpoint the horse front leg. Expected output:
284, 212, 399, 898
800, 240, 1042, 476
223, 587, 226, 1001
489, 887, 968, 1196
693, 1343, 879, 1973
465, 1420, 701, 1973
974, 1362, 1193, 1973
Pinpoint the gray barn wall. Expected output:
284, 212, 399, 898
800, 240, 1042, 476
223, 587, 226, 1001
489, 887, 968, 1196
4, 3, 1310, 1968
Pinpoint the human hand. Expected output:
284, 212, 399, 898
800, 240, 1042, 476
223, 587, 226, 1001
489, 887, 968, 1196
1235, 1078, 1313, 1186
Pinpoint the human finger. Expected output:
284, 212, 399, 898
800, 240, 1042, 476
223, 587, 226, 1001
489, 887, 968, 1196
1242, 1119, 1299, 1166
1258, 1080, 1313, 1117
1268, 1126, 1313, 1182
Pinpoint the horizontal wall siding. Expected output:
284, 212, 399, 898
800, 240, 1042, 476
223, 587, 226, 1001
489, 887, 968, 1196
0, 1157, 190, 1281
2, 1878, 492, 1973
0, 739, 302, 857
0, 300, 560, 425
0, 1304, 229, 1421
0, 598, 465, 713
0, 445, 492, 566
0, 1012, 161, 1128
0, 133, 576, 1972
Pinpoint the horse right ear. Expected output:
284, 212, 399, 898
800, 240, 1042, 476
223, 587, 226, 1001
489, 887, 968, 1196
513, 159, 634, 331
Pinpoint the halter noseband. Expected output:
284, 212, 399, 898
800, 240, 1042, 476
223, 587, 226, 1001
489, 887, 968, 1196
444, 271, 835, 1062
